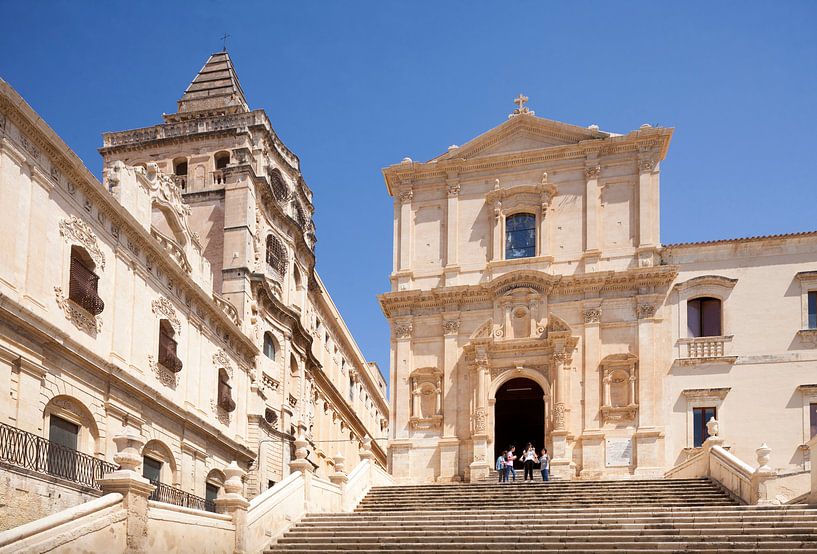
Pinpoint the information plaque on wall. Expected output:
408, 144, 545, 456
605, 438, 633, 467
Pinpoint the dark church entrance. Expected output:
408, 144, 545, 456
494, 378, 545, 467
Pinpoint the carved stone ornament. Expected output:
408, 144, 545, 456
443, 319, 460, 336
394, 322, 413, 340
213, 349, 234, 379
638, 158, 656, 172
585, 164, 601, 179
474, 407, 488, 433
148, 354, 179, 388
55, 287, 102, 333
151, 297, 181, 333
59, 216, 105, 271
447, 183, 461, 197
583, 308, 601, 324
600, 404, 638, 423
210, 400, 231, 426
637, 303, 656, 319
399, 190, 413, 203
553, 402, 566, 430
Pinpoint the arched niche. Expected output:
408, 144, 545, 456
599, 353, 638, 424
408, 367, 442, 430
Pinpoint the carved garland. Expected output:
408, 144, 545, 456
394, 322, 413, 340
148, 354, 179, 388
59, 216, 105, 271
213, 349, 234, 379
443, 319, 460, 336
55, 286, 102, 333
151, 297, 181, 333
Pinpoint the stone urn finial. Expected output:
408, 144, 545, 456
222, 461, 246, 496
756, 443, 772, 472
112, 425, 146, 473
329, 452, 348, 486
706, 417, 719, 438
289, 424, 313, 473
359, 436, 374, 461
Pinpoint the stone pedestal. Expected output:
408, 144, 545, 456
579, 431, 604, 479
807, 435, 817, 506
97, 426, 155, 554
215, 462, 250, 554
437, 438, 461, 482
468, 435, 489, 482
633, 428, 664, 478
549, 431, 576, 480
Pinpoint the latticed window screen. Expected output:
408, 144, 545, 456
293, 203, 306, 229
505, 213, 536, 259
218, 369, 236, 412
69, 247, 104, 315
158, 320, 183, 373
268, 169, 289, 202
265, 235, 287, 276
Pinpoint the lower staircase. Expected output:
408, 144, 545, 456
267, 478, 817, 552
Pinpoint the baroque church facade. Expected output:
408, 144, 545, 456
380, 98, 817, 483
0, 52, 387, 529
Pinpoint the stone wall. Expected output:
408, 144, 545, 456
0, 464, 101, 531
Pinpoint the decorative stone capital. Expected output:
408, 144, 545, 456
399, 190, 413, 203
393, 321, 413, 340
443, 318, 460, 336
447, 183, 460, 197
637, 303, 656, 319
638, 158, 657, 173
585, 164, 601, 179
583, 308, 601, 324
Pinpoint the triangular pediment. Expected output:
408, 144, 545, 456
434, 114, 610, 162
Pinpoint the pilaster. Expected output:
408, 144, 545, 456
444, 172, 460, 286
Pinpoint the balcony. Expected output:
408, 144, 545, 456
0, 422, 116, 490
211, 170, 225, 186
148, 479, 215, 512
676, 335, 737, 366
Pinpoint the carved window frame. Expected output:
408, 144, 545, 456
43, 396, 96, 456
797, 384, 817, 447
408, 367, 443, 429
503, 211, 538, 260
681, 388, 730, 449
674, 275, 737, 346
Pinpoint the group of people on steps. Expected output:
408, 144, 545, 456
496, 442, 549, 482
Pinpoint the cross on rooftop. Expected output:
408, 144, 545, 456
221, 33, 231, 51
514, 94, 529, 111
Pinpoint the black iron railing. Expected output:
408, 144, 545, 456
0, 422, 116, 490
148, 479, 215, 512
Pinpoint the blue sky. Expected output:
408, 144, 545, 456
1, 1, 816, 389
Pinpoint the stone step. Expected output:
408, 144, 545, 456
269, 539, 817, 550
368, 478, 712, 491
268, 548, 817, 553
283, 527, 817, 538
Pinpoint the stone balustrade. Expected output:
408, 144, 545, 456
676, 335, 737, 365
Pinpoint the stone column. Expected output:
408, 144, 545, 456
550, 352, 575, 479
634, 300, 662, 477
215, 462, 250, 554
582, 307, 602, 428
490, 186, 502, 262
442, 316, 459, 437
584, 162, 601, 253
444, 174, 460, 285
98, 426, 155, 554
637, 157, 657, 247
468, 361, 490, 482
393, 320, 413, 441
12, 356, 46, 434
398, 189, 413, 271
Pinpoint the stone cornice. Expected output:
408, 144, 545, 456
0, 83, 258, 365
681, 387, 731, 401
379, 266, 678, 318
382, 123, 672, 194
674, 275, 738, 292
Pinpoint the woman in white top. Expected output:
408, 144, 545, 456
521, 442, 538, 481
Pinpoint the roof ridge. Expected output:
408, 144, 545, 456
664, 229, 817, 248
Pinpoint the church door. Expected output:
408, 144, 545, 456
494, 378, 545, 466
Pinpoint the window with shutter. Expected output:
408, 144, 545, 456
158, 320, 183, 372
218, 368, 236, 412
69, 246, 104, 315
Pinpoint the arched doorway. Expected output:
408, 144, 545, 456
494, 378, 545, 464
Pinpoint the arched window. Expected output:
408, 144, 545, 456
687, 297, 722, 337
69, 246, 104, 315
204, 469, 225, 512
217, 368, 236, 412
214, 151, 230, 170
505, 213, 536, 259
158, 319, 183, 372
265, 235, 287, 277
173, 157, 188, 176
263, 332, 276, 360
268, 168, 288, 202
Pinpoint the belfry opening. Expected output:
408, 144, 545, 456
494, 377, 545, 462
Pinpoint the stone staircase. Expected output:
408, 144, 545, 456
267, 478, 817, 552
